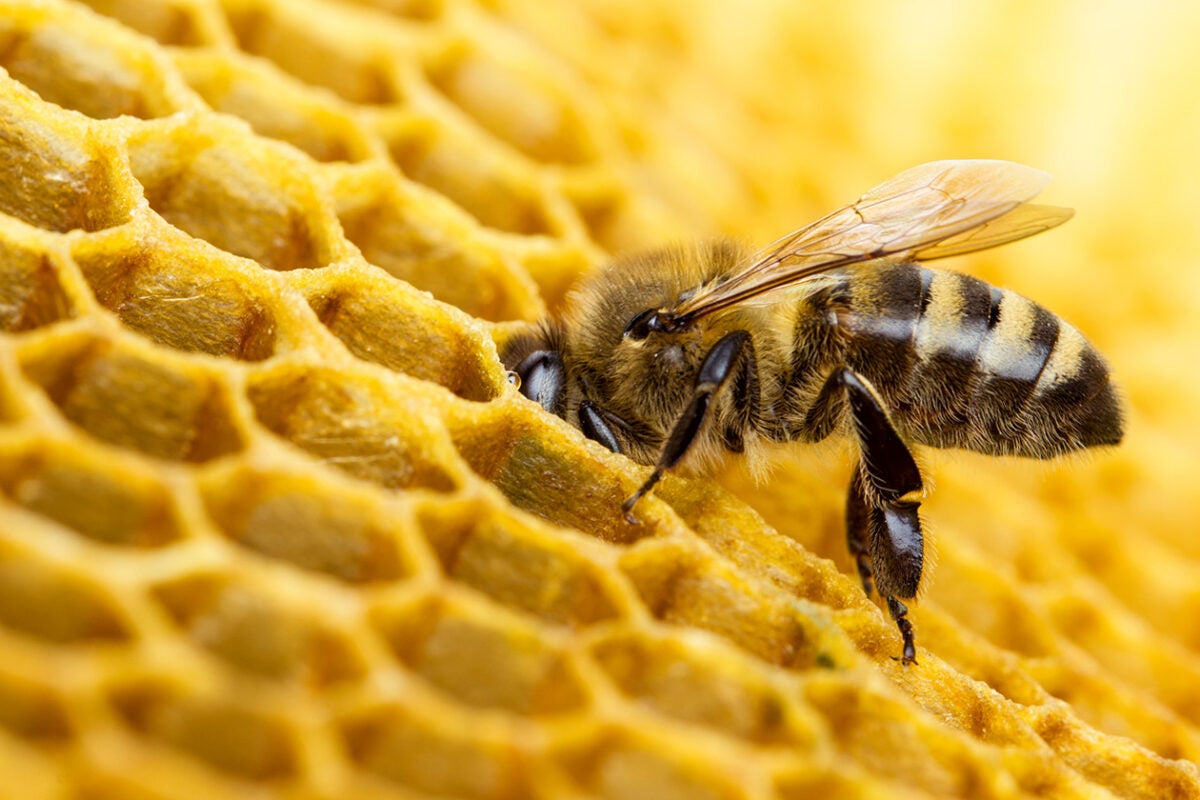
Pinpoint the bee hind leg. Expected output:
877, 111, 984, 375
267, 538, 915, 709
837, 368, 925, 665
845, 469, 875, 597
622, 330, 755, 521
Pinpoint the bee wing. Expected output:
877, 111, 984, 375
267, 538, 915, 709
669, 160, 1072, 321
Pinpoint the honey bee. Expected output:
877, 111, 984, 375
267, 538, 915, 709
502, 160, 1123, 664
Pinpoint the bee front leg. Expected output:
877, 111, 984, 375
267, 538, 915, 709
838, 369, 925, 665
622, 331, 754, 521
579, 400, 625, 454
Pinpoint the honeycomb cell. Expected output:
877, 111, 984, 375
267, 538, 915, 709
73, 228, 278, 361
223, 1, 399, 105
200, 465, 412, 583
174, 50, 378, 163
109, 680, 297, 780
151, 573, 366, 685
373, 592, 587, 714
340, 704, 530, 799
563, 170, 671, 256
0, 438, 182, 548
556, 728, 749, 800
0, 671, 72, 741
0, 234, 73, 332
382, 113, 560, 235
0, 6, 185, 119
73, 0, 220, 47
803, 675, 1005, 799
589, 629, 805, 745
417, 498, 622, 625
424, 39, 599, 165
297, 267, 502, 400
19, 334, 245, 462
332, 168, 542, 321
0, 545, 130, 643
126, 119, 339, 271
344, 0, 445, 21
454, 415, 648, 545
773, 766, 926, 800
246, 363, 461, 491
620, 538, 837, 669
0, 82, 135, 232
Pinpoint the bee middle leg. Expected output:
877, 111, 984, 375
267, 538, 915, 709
819, 368, 925, 665
622, 330, 755, 520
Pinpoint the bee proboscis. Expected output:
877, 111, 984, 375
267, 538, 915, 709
502, 160, 1123, 664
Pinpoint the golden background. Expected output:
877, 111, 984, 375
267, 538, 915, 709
0, 0, 1198, 798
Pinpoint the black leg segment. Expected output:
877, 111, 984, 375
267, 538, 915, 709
579, 400, 623, 454
824, 367, 925, 665
622, 331, 754, 520
845, 468, 875, 597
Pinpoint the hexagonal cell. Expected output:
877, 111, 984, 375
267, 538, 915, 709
373, 593, 587, 715
76, 0, 222, 47
73, 230, 277, 361
151, 573, 366, 685
417, 498, 621, 625
246, 363, 461, 492
298, 269, 501, 400
589, 629, 804, 745
18, 334, 245, 462
451, 413, 647, 545
174, 50, 378, 163
382, 114, 559, 236
774, 766, 905, 800
332, 169, 542, 322
340, 703, 530, 799
555, 727, 749, 800
126, 120, 340, 271
0, 236, 73, 332
109, 680, 297, 781
423, 39, 599, 165
342, 0, 445, 21
0, 84, 135, 233
224, 1, 400, 105
802, 674, 1002, 798
199, 466, 412, 583
0, 670, 72, 741
563, 171, 672, 255
619, 539, 832, 669
0, 438, 182, 548
0, 6, 185, 119
0, 545, 130, 643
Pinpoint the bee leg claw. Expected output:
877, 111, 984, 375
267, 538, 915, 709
887, 596, 918, 666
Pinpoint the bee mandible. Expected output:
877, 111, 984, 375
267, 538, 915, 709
502, 160, 1124, 665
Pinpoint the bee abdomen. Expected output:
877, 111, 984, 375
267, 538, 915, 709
845, 266, 1122, 457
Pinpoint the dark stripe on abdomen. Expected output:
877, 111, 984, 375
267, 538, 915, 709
907, 270, 993, 421
841, 264, 924, 400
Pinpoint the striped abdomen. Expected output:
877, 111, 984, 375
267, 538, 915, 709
839, 264, 1123, 458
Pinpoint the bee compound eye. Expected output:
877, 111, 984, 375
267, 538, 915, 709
623, 309, 658, 340
513, 350, 565, 415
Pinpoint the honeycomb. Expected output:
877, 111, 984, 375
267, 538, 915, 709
2, 1, 1200, 798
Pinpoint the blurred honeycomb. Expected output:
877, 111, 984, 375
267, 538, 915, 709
2, 1, 1200, 798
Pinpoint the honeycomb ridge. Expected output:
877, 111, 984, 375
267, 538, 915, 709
1, 1, 1199, 798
